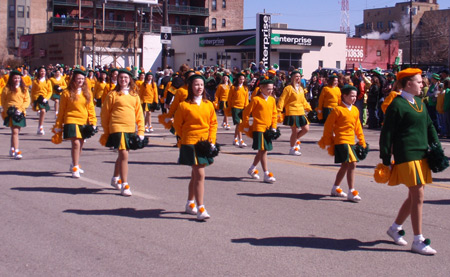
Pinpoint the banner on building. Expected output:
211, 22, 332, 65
256, 13, 271, 68
18, 35, 33, 57
271, 34, 325, 47
199, 34, 255, 47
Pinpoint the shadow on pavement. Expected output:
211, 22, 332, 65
11, 186, 109, 195
168, 176, 248, 182
309, 164, 375, 169
433, 177, 450, 182
0, 170, 62, 177
237, 192, 329, 201
63, 208, 196, 221
231, 237, 404, 252
102, 161, 178, 166
424, 199, 450, 205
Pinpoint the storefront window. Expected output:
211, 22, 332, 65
194, 53, 207, 68
217, 52, 231, 68
241, 52, 256, 70
279, 52, 302, 71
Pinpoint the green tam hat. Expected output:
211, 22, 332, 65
290, 70, 302, 78
73, 67, 87, 76
118, 68, 133, 77
188, 74, 206, 83
340, 84, 357, 95
10, 69, 23, 77
259, 76, 274, 85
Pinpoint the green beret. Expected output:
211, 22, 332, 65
259, 77, 274, 85
145, 71, 154, 77
109, 68, 119, 75
188, 74, 206, 83
328, 74, 338, 79
73, 68, 87, 76
184, 70, 195, 79
118, 68, 133, 77
290, 70, 302, 78
340, 84, 357, 95
10, 69, 23, 77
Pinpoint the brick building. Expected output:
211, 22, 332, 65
1, 0, 244, 67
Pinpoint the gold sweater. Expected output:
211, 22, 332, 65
1, 87, 30, 118
31, 78, 53, 101
277, 85, 311, 116
139, 82, 159, 103
173, 100, 218, 145
242, 94, 277, 132
55, 90, 97, 128
101, 90, 145, 136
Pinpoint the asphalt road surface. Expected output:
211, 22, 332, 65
1, 108, 449, 276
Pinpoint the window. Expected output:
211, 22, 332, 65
212, 0, 217, 10
194, 53, 207, 68
366, 22, 371, 30
8, 27, 14, 39
318, 60, 323, 68
223, 0, 226, 8
376, 21, 383, 29
175, 0, 180, 6
27, 6, 30, 18
175, 16, 180, 25
212, 18, 216, 29
241, 52, 255, 70
26, 28, 30, 34
336, 61, 341, 69
279, 52, 302, 71
217, 52, 231, 68
222, 19, 226, 27
376, 50, 381, 56
17, 27, 24, 39
9, 5, 15, 17
18, 6, 24, 18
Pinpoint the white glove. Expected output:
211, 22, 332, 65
243, 128, 249, 132
43, 98, 48, 103
210, 143, 216, 150
271, 128, 277, 132
139, 135, 145, 140
164, 117, 172, 123
93, 126, 98, 132
54, 128, 62, 133
15, 109, 21, 115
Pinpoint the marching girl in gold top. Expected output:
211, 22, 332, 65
214, 73, 232, 130
241, 78, 278, 183
31, 66, 53, 135
52, 68, 97, 178
317, 74, 341, 123
277, 70, 312, 156
86, 69, 97, 94
100, 68, 145, 197
93, 70, 108, 108
135, 71, 145, 91
1, 69, 30, 159
173, 74, 218, 220
318, 85, 366, 202
227, 72, 249, 147
101, 68, 118, 104
139, 71, 159, 133
49, 68, 67, 119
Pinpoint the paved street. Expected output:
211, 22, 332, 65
1, 108, 450, 276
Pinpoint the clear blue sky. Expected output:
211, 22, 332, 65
244, 0, 450, 36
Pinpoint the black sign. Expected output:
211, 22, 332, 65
256, 14, 271, 68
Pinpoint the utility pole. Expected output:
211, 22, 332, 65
134, 4, 138, 74
409, 0, 413, 65
162, 0, 168, 69
93, 0, 97, 69
78, 0, 82, 65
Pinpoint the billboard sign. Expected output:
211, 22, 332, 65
256, 13, 271, 68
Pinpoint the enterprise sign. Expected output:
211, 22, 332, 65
271, 34, 325, 47
256, 14, 271, 69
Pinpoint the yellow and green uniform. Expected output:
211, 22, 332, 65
214, 84, 230, 110
31, 78, 53, 111
319, 103, 366, 163
55, 90, 97, 128
241, 93, 277, 150
93, 80, 107, 100
86, 77, 97, 93
1, 87, 31, 118
277, 84, 311, 116
167, 85, 188, 118
49, 77, 68, 99
101, 81, 117, 104
139, 81, 159, 108
380, 94, 439, 187
135, 80, 144, 91
22, 75, 32, 87
101, 90, 145, 138
173, 100, 218, 145
317, 85, 341, 121
227, 85, 249, 110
